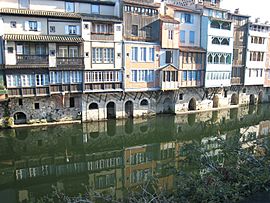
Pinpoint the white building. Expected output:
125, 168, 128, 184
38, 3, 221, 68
245, 22, 270, 86
200, 6, 234, 88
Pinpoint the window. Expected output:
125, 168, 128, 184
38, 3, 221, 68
70, 97, 75, 108
34, 103, 40, 110
140, 47, 146, 61
7, 47, 13, 53
140, 99, 148, 106
6, 75, 20, 87
93, 24, 113, 34
182, 71, 187, 81
85, 71, 121, 83
181, 13, 194, 24
68, 25, 77, 35
50, 71, 62, 84
131, 70, 154, 82
131, 47, 138, 61
66, 2, 75, 12
168, 30, 173, 40
35, 74, 48, 86
21, 75, 34, 87
50, 26, 55, 33
19, 0, 29, 9
210, 21, 220, 29
148, 48, 154, 62
132, 25, 138, 36
19, 99, 23, 106
84, 24, 89, 29
165, 51, 172, 64
180, 30, 185, 43
197, 71, 201, 81
179, 94, 183, 100
10, 21, 16, 28
92, 48, 114, 63
189, 31, 195, 44
29, 21, 38, 31
89, 103, 98, 110
70, 71, 82, 83
91, 4, 100, 14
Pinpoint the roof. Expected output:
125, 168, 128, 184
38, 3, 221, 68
158, 64, 178, 71
3, 34, 84, 43
80, 13, 122, 23
228, 12, 250, 18
123, 0, 160, 8
0, 8, 81, 19
203, 5, 229, 12
160, 15, 180, 24
167, 4, 201, 14
179, 46, 206, 53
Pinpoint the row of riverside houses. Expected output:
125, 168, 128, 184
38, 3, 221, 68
0, 0, 270, 125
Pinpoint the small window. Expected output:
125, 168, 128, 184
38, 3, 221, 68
224, 90, 228, 98
131, 25, 138, 36
19, 0, 29, 9
7, 47, 14, 53
34, 103, 40, 110
243, 88, 246, 93
70, 97, 75, 108
89, 103, 98, 110
84, 24, 89, 29
165, 51, 172, 64
19, 99, 23, 106
85, 52, 89, 57
10, 21, 16, 28
91, 4, 100, 14
145, 26, 152, 38
50, 26, 55, 33
68, 25, 77, 35
116, 25, 121, 31
140, 99, 148, 106
29, 21, 38, 31
179, 94, 183, 100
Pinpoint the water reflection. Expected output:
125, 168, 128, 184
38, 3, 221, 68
0, 105, 270, 202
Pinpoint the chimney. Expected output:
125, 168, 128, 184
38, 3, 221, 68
234, 8, 239, 14
255, 18, 260, 23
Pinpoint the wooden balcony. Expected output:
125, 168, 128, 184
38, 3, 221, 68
17, 55, 49, 65
56, 57, 84, 69
7, 87, 50, 97
84, 82, 122, 92
50, 84, 83, 94
91, 33, 114, 41
161, 82, 179, 90
231, 77, 241, 85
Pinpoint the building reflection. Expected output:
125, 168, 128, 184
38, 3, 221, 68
1, 106, 270, 202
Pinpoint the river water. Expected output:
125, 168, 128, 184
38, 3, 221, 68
0, 104, 270, 202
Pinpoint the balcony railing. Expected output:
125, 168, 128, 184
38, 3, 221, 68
17, 55, 49, 65
91, 33, 114, 41
56, 57, 84, 66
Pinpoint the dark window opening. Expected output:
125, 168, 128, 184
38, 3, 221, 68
140, 99, 149, 106
179, 93, 183, 100
131, 25, 138, 36
70, 97, 75, 108
19, 99, 23, 106
165, 51, 172, 63
34, 103, 40, 109
89, 103, 98, 110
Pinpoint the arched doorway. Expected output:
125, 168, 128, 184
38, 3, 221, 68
14, 112, 27, 124
258, 91, 263, 104
107, 102, 116, 119
125, 101, 133, 118
213, 95, 219, 108
188, 98, 196, 111
231, 93, 238, 105
163, 98, 173, 114
249, 94, 255, 105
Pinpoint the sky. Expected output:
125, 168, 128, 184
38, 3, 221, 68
220, 0, 270, 22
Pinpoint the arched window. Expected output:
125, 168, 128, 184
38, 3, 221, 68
221, 22, 230, 30
210, 21, 220, 29
252, 52, 257, 61
226, 54, 231, 64
257, 52, 261, 61
214, 55, 219, 64
89, 103, 98, 110
140, 99, 149, 106
212, 37, 220, 45
221, 38, 229, 45
208, 55, 213, 64
220, 55, 225, 64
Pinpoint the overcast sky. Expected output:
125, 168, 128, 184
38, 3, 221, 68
220, 0, 270, 22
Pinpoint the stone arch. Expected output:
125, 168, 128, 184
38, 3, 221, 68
188, 98, 196, 111
89, 102, 98, 110
249, 94, 255, 105
163, 97, 174, 114
258, 91, 263, 104
125, 100, 133, 118
231, 93, 239, 105
14, 112, 27, 125
213, 95, 219, 108
140, 99, 149, 106
106, 102, 116, 119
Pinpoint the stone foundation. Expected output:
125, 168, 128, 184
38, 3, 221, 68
1, 86, 270, 126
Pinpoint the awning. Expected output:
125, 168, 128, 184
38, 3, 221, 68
0, 8, 81, 19
3, 34, 84, 43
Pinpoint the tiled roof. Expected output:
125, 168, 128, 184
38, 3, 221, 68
0, 8, 81, 19
160, 15, 180, 24
3, 34, 84, 42
179, 46, 206, 53
123, 0, 160, 8
167, 4, 201, 14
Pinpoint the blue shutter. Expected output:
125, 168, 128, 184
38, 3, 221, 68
189, 31, 195, 44
183, 71, 187, 81
197, 71, 201, 81
180, 30, 185, 43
